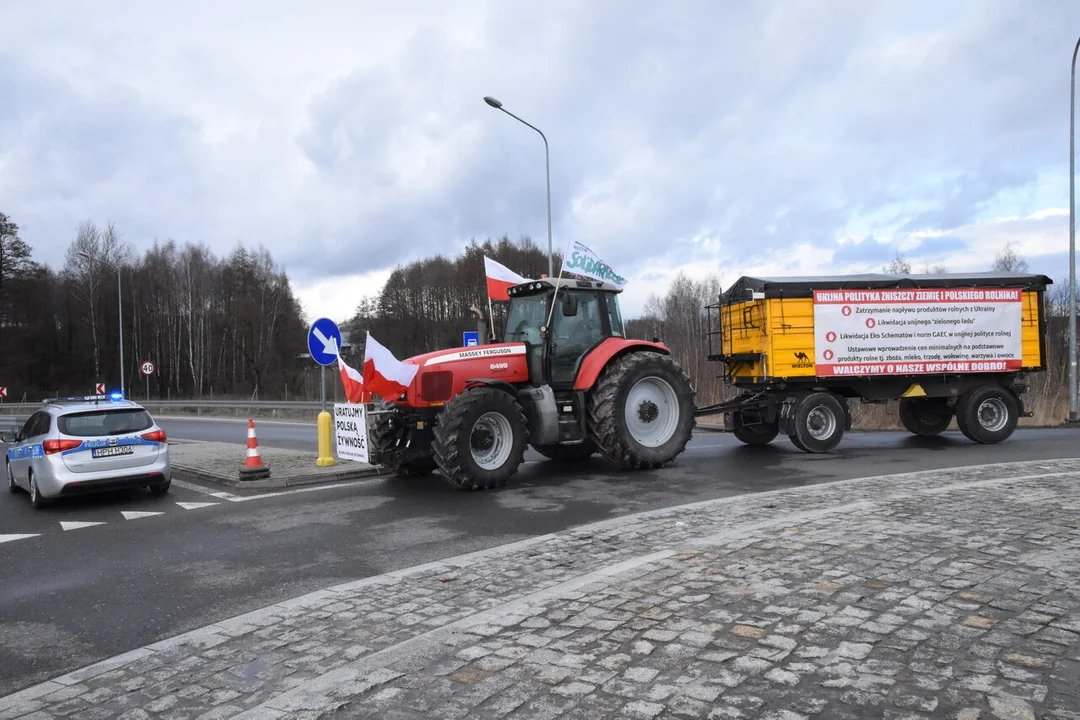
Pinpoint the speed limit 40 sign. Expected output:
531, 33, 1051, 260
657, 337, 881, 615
140, 360, 155, 376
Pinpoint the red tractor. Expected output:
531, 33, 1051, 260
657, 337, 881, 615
369, 277, 697, 490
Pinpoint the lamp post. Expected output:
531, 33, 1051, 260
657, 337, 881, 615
1071, 36, 1080, 423
77, 251, 124, 398
483, 96, 554, 278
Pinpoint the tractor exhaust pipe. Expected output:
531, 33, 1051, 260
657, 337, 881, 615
469, 306, 489, 345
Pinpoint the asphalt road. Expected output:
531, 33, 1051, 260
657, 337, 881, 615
2, 425, 1079, 697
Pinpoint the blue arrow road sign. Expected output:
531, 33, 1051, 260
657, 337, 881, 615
307, 318, 342, 366
463, 331, 479, 347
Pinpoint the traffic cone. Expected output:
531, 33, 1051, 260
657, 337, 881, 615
239, 418, 271, 480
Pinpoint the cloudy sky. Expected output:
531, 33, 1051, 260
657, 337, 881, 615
3, 1, 1079, 322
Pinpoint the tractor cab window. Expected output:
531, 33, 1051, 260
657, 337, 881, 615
505, 294, 548, 346
605, 295, 625, 338
551, 290, 605, 385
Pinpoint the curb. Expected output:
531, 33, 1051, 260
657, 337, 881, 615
172, 463, 385, 489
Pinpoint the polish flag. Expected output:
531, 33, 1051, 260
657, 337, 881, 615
362, 332, 420, 402
338, 356, 367, 404
484, 256, 530, 301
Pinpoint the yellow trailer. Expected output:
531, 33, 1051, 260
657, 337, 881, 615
701, 272, 1051, 451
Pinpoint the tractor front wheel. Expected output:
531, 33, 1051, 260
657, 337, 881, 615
588, 352, 696, 469
433, 387, 528, 490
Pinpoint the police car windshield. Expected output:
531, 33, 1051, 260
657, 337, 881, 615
59, 409, 154, 437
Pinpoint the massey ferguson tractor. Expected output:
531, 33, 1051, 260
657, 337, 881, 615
369, 277, 697, 490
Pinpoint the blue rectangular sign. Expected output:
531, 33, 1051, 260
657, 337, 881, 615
463, 331, 480, 348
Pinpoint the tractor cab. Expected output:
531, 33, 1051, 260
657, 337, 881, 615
504, 278, 626, 387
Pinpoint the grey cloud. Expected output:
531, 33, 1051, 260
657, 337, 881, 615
2, 0, 1079, 293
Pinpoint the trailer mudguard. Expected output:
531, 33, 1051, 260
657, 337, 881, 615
573, 338, 670, 391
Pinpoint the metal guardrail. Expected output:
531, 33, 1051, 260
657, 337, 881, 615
0, 400, 326, 416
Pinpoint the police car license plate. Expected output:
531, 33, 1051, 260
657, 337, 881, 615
92, 446, 133, 458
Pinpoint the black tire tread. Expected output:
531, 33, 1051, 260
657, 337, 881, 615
587, 352, 696, 469
790, 392, 845, 453
898, 397, 953, 437
371, 406, 437, 477
432, 387, 528, 490
731, 414, 779, 446
955, 386, 1019, 444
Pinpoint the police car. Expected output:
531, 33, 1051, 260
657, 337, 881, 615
3, 395, 171, 508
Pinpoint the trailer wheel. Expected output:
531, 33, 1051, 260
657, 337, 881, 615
433, 387, 528, 490
898, 397, 953, 437
789, 392, 845, 453
955, 386, 1019, 444
531, 440, 597, 462
587, 352, 696, 469
731, 412, 779, 446
370, 405, 437, 477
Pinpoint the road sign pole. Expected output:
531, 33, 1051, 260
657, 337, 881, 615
146, 374, 150, 401
321, 366, 326, 412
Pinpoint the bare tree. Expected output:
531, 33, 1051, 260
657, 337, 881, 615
992, 242, 1029, 273
65, 221, 105, 378
882, 251, 912, 275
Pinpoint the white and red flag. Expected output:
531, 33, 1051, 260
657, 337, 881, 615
363, 332, 419, 402
338, 355, 367, 404
484, 256, 530, 301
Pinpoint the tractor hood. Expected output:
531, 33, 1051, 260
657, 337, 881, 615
397, 342, 530, 407
405, 342, 528, 369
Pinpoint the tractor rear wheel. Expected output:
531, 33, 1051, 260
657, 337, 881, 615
587, 352, 696, 469
531, 440, 597, 462
370, 405, 437, 477
433, 387, 528, 490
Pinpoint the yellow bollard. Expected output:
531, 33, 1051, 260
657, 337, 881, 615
316, 410, 336, 467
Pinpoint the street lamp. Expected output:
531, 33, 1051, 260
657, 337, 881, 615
483, 96, 554, 278
1070, 36, 1080, 423
77, 251, 124, 398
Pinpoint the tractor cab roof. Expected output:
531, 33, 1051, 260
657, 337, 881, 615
506, 277, 623, 298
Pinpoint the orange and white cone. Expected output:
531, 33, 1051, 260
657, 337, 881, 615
239, 418, 271, 480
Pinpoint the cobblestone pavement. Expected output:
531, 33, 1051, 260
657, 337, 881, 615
2, 457, 1080, 719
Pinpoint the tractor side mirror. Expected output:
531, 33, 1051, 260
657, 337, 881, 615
562, 293, 579, 317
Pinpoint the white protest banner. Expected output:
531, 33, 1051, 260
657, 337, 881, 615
561, 240, 627, 287
333, 403, 369, 462
813, 287, 1024, 376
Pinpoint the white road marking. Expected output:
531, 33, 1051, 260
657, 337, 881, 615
176, 502, 219, 510
60, 521, 106, 531
121, 511, 164, 520
0, 533, 39, 544
170, 479, 238, 498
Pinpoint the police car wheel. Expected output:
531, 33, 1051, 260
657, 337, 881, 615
6, 462, 16, 493
28, 472, 47, 509
149, 481, 170, 495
